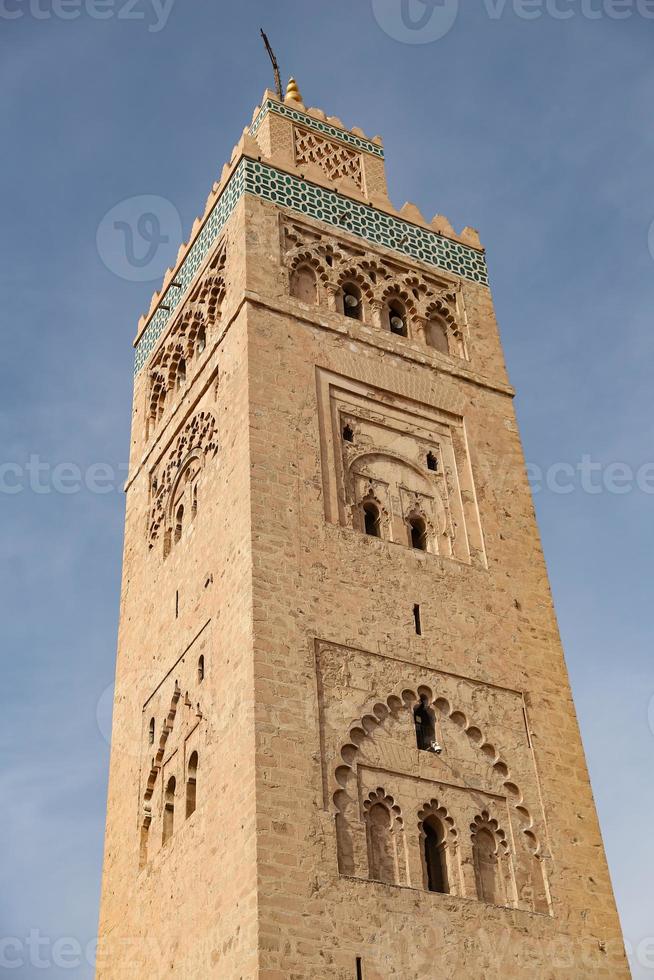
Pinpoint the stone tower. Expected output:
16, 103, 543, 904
97, 81, 628, 978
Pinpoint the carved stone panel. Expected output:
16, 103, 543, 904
316, 368, 485, 566
315, 639, 552, 915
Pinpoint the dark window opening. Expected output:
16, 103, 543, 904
162, 776, 176, 845
409, 516, 427, 551
148, 717, 155, 745
363, 502, 381, 538
427, 452, 438, 472
356, 957, 364, 980
342, 424, 354, 443
186, 751, 198, 819
175, 504, 184, 544
413, 604, 422, 636
424, 817, 449, 894
197, 326, 206, 354
342, 284, 362, 320
414, 695, 437, 751
176, 358, 186, 388
388, 300, 407, 337
175, 590, 179, 619
198, 655, 205, 683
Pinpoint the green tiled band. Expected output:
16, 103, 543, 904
250, 99, 385, 158
134, 158, 488, 374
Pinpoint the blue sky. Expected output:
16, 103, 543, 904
1, 1, 652, 976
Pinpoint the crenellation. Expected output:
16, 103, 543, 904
99, 86, 627, 979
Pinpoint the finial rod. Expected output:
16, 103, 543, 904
260, 29, 283, 101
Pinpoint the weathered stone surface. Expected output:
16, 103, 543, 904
98, 95, 627, 979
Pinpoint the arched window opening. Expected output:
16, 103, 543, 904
174, 504, 184, 544
409, 515, 428, 551
162, 776, 176, 845
176, 358, 186, 389
139, 820, 150, 870
186, 752, 198, 819
191, 482, 198, 518
388, 300, 407, 337
427, 452, 439, 472
197, 326, 206, 355
342, 424, 354, 443
426, 316, 449, 354
473, 828, 502, 905
423, 816, 449, 894
197, 655, 205, 683
149, 376, 166, 429
290, 265, 318, 305
367, 804, 396, 885
413, 694, 442, 754
363, 502, 381, 539
148, 717, 155, 745
341, 283, 362, 320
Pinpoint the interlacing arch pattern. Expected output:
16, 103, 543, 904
363, 788, 404, 831
146, 245, 226, 435
139, 681, 203, 868
148, 412, 218, 550
332, 684, 545, 864
283, 235, 467, 358
362, 789, 408, 886
470, 810, 510, 856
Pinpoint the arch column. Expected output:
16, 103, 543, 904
370, 298, 384, 330
325, 282, 339, 313
405, 827, 423, 889
413, 314, 428, 345
458, 839, 478, 898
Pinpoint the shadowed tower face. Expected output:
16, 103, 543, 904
97, 78, 628, 978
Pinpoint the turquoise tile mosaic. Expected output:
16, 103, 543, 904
250, 99, 385, 159
134, 162, 246, 375
245, 161, 488, 284
134, 157, 488, 374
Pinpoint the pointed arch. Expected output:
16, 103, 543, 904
471, 811, 515, 907
363, 789, 406, 886
186, 751, 198, 819
417, 800, 460, 896
162, 776, 176, 844
331, 682, 548, 910
290, 264, 318, 304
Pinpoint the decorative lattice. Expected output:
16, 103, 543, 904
294, 126, 364, 190
134, 158, 488, 375
250, 99, 385, 158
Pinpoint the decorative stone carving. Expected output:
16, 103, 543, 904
283, 220, 467, 357
294, 126, 364, 191
148, 411, 218, 550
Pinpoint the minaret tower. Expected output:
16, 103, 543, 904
98, 79, 628, 978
